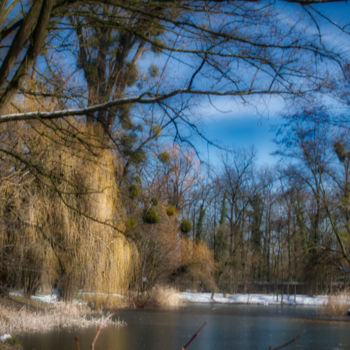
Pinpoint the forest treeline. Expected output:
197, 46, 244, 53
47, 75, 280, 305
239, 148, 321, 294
186, 115, 350, 295
1, 104, 350, 299
0, 1, 350, 301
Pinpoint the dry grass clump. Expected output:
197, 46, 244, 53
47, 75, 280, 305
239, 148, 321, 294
323, 291, 350, 316
148, 285, 183, 309
0, 298, 124, 335
130, 285, 183, 309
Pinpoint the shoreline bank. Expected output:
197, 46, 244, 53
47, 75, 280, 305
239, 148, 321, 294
2, 289, 350, 338
176, 292, 328, 306
0, 295, 123, 337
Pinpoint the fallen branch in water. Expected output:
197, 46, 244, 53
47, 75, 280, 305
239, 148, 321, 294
181, 321, 207, 350
91, 326, 102, 350
268, 331, 304, 350
74, 336, 80, 350
74, 326, 102, 350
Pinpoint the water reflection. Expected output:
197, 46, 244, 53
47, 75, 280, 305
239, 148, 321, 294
19, 304, 350, 349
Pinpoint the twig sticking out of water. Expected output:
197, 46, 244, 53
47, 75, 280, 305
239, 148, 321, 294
268, 331, 304, 350
181, 321, 207, 350
75, 336, 80, 350
91, 326, 103, 350
74, 326, 102, 350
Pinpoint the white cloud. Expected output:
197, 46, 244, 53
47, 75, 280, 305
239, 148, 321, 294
192, 95, 285, 121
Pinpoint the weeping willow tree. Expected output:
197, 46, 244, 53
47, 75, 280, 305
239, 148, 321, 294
0, 93, 139, 299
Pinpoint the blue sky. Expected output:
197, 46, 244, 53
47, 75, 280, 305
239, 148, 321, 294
186, 94, 285, 167
54, 1, 349, 170
191, 103, 283, 168
187, 2, 350, 168
198, 114, 278, 167
22, 0, 348, 169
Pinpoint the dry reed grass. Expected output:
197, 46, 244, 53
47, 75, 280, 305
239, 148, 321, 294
130, 285, 183, 309
0, 297, 124, 335
323, 291, 350, 316
148, 285, 183, 309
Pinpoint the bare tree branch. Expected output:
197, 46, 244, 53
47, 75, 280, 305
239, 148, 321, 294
0, 87, 301, 124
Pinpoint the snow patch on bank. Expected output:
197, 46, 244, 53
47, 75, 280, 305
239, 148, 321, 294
10, 290, 328, 306
10, 291, 58, 303
0, 334, 11, 342
32, 294, 58, 303
176, 292, 328, 306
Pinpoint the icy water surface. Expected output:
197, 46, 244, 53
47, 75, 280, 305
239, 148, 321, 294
19, 304, 350, 349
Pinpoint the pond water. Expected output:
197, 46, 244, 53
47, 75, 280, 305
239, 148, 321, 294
19, 304, 350, 349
